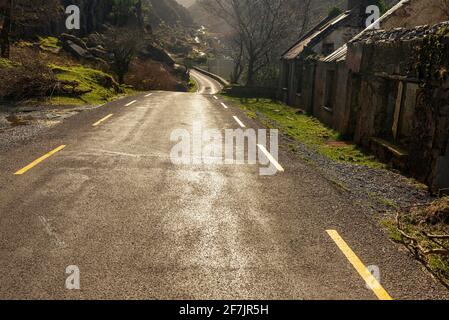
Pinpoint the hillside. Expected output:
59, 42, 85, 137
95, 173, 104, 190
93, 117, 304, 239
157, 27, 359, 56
1, 0, 202, 106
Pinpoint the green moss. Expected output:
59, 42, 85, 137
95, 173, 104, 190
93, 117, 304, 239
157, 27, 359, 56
50, 65, 122, 105
384, 205, 449, 287
415, 28, 449, 92
188, 77, 198, 93
380, 219, 403, 243
224, 97, 385, 169
369, 192, 399, 209
39, 37, 62, 53
0, 58, 14, 69
428, 255, 449, 281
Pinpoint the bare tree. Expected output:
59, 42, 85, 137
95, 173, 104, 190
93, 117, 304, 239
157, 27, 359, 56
0, 0, 12, 58
104, 27, 144, 84
440, 0, 449, 19
224, 33, 244, 84
297, 0, 312, 39
200, 0, 310, 86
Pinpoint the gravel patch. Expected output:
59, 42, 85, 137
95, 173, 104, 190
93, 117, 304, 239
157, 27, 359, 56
0, 103, 100, 153
282, 134, 433, 213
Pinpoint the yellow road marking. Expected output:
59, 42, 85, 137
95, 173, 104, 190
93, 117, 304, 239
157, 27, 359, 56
93, 114, 113, 127
326, 230, 393, 300
15, 145, 66, 175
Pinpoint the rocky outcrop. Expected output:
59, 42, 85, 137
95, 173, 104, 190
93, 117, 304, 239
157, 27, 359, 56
139, 44, 175, 66
59, 32, 174, 70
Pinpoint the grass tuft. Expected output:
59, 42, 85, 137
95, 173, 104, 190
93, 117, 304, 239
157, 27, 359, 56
39, 37, 62, 53
0, 58, 14, 69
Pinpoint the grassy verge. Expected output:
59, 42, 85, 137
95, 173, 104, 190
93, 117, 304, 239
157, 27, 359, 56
382, 197, 449, 287
224, 96, 385, 169
50, 65, 131, 106
189, 76, 198, 93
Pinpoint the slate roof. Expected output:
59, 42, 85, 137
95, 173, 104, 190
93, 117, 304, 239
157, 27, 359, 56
281, 11, 353, 60
323, 0, 413, 62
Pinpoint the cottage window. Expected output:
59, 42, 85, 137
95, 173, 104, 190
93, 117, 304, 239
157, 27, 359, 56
379, 80, 398, 141
379, 81, 418, 147
398, 83, 418, 141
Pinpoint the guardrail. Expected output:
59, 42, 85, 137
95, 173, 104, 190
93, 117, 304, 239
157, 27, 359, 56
192, 67, 230, 87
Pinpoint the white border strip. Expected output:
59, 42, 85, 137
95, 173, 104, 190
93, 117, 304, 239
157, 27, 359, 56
257, 144, 284, 173
125, 100, 137, 106
233, 116, 246, 128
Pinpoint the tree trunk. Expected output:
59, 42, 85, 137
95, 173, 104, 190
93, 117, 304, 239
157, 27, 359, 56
0, 0, 12, 58
246, 57, 255, 86
118, 73, 125, 84
135, 0, 144, 30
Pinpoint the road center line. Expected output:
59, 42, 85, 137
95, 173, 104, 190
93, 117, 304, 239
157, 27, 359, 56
14, 145, 66, 175
326, 230, 393, 300
221, 102, 228, 109
257, 144, 284, 173
145, 93, 153, 97
233, 116, 246, 128
125, 100, 137, 106
213, 95, 218, 100
93, 114, 113, 127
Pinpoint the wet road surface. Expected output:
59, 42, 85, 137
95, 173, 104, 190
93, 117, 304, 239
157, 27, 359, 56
0, 71, 447, 299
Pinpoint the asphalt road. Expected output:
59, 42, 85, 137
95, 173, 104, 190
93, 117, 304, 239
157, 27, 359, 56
0, 71, 448, 300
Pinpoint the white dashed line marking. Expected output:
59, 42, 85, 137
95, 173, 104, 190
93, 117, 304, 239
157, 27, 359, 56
233, 116, 246, 128
125, 100, 137, 106
145, 93, 153, 97
221, 102, 228, 109
257, 144, 284, 173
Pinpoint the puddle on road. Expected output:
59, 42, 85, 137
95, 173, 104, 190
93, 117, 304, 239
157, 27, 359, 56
6, 114, 32, 127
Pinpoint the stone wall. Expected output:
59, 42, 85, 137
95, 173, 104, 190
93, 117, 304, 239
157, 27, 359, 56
348, 23, 449, 192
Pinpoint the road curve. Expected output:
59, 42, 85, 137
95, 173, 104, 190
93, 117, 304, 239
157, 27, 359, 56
0, 72, 448, 300
190, 69, 223, 95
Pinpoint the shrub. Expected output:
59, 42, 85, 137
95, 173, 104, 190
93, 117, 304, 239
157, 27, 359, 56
125, 58, 187, 91
0, 55, 56, 100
